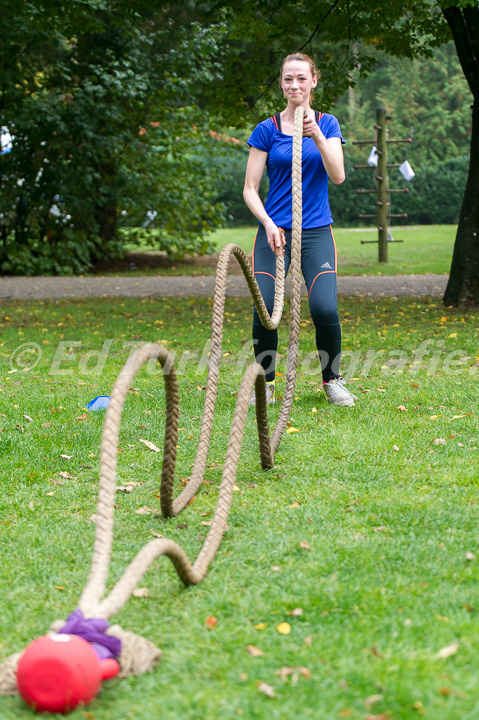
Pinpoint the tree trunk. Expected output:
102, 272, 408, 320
443, 99, 479, 305
96, 201, 118, 246
442, 5, 479, 306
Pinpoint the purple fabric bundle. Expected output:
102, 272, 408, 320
59, 609, 122, 660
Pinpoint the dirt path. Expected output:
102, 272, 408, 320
0, 273, 448, 300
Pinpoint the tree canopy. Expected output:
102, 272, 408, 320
1, 1, 478, 303
0, 1, 228, 273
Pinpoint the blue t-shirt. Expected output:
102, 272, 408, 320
247, 112, 345, 229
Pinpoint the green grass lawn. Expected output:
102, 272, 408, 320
114, 225, 456, 278
1, 294, 479, 719
211, 225, 456, 276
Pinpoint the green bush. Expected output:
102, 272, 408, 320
330, 154, 468, 226
394, 155, 468, 224
0, 230, 122, 276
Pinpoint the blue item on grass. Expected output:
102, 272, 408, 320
86, 396, 110, 411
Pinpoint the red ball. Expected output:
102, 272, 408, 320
17, 634, 103, 714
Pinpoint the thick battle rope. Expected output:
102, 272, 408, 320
0, 106, 307, 694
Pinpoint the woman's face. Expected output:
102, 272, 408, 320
281, 60, 317, 104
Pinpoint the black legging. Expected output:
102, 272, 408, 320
252, 224, 341, 383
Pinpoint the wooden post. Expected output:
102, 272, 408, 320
376, 107, 388, 263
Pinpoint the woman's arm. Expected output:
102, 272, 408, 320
243, 147, 285, 255
302, 116, 345, 185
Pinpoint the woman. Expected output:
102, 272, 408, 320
243, 52, 357, 407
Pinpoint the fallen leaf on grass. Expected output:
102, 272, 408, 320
139, 438, 161, 452
303, 635, 313, 646
76, 414, 88, 421
288, 608, 303, 616
135, 506, 161, 515
433, 438, 446, 445
254, 622, 267, 630
24, 415, 33, 422
430, 414, 442, 420
451, 414, 468, 420
271, 566, 281, 571
151, 531, 163, 538
59, 471, 77, 480
257, 682, 275, 698
286, 427, 299, 433
373, 526, 388, 533
276, 666, 311, 683
201, 521, 212, 527
439, 687, 467, 698
276, 622, 291, 635
117, 482, 143, 493
50, 478, 65, 485
298, 541, 311, 550
437, 640, 460, 659
247, 644, 264, 656
133, 587, 149, 598
392, 444, 399, 451
465, 551, 476, 561
89, 514, 98, 522
397, 405, 407, 412
365, 714, 391, 720
61, 454, 73, 459
364, 694, 383, 709
276, 666, 295, 681
338, 711, 353, 719
205, 616, 218, 629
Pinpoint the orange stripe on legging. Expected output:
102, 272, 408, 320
330, 224, 338, 271
255, 271, 276, 282
308, 226, 337, 299
308, 270, 335, 299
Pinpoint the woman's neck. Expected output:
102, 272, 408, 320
280, 102, 314, 135
282, 102, 313, 121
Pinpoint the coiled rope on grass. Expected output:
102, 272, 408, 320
0, 106, 306, 693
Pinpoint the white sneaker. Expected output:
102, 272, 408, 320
323, 377, 358, 407
249, 382, 275, 407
